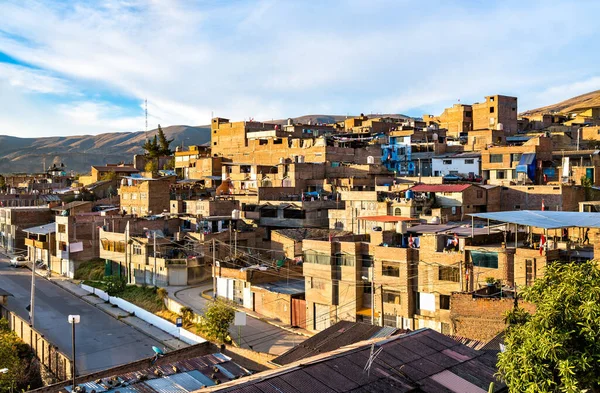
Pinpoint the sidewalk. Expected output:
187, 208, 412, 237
44, 275, 189, 351
169, 283, 309, 356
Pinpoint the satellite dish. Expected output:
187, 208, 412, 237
152, 346, 164, 355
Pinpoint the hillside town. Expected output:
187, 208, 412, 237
2, 92, 600, 392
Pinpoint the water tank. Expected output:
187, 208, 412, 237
287, 118, 294, 126
298, 155, 305, 163
120, 179, 127, 187
496, 123, 504, 131
231, 209, 240, 220
432, 133, 438, 141
279, 157, 285, 164
406, 190, 414, 200
367, 156, 375, 164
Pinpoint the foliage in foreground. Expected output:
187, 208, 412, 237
497, 260, 600, 392
0, 319, 42, 391
199, 300, 235, 343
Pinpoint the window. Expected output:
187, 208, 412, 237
511, 153, 522, 162
273, 139, 283, 145
490, 97, 495, 102
382, 261, 400, 277
131, 193, 138, 200
526, 259, 534, 286
335, 253, 355, 267
213, 142, 217, 146
383, 290, 401, 304
133, 244, 142, 255
440, 295, 450, 310
438, 266, 460, 282
489, 154, 503, 163
383, 314, 397, 328
122, 193, 129, 200
465, 159, 474, 164
514, 205, 521, 210
140, 193, 147, 199
471, 251, 498, 269
394, 207, 402, 216
476, 190, 483, 198
497, 170, 506, 179
443, 159, 452, 165
304, 251, 331, 265
490, 107, 495, 113
58, 224, 66, 233
311, 278, 326, 290
465, 111, 472, 118
259, 139, 268, 145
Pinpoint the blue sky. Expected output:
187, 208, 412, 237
1, 0, 600, 137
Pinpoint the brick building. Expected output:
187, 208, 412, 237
0, 206, 53, 254
118, 175, 176, 216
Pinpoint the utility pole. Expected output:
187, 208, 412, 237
153, 231, 157, 287
212, 238, 216, 298
380, 285, 384, 327
29, 259, 35, 327
68, 315, 80, 392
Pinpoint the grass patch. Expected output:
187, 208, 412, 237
119, 285, 166, 313
75, 259, 105, 280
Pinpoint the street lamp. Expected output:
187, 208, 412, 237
361, 275, 374, 325
143, 227, 158, 287
68, 315, 80, 392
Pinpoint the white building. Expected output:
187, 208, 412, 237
432, 153, 481, 177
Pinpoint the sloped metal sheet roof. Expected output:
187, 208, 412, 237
469, 210, 600, 229
23, 222, 56, 235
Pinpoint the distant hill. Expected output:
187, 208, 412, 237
520, 90, 600, 117
0, 113, 411, 174
0, 125, 211, 174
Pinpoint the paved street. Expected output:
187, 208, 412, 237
173, 284, 306, 355
0, 256, 163, 375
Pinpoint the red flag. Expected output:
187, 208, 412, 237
409, 234, 414, 248
539, 234, 546, 255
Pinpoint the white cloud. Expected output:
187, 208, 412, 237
0, 0, 599, 136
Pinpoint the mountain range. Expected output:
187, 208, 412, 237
0, 114, 409, 174
3, 91, 600, 174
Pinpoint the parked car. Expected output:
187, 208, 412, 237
442, 174, 463, 183
10, 255, 28, 267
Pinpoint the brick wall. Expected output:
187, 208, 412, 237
450, 293, 535, 341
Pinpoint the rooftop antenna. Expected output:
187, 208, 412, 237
145, 98, 148, 139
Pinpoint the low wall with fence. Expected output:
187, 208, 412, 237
0, 306, 72, 381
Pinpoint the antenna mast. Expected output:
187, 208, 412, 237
145, 98, 148, 139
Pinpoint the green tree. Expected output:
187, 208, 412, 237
163, 157, 175, 170
145, 160, 158, 175
0, 174, 5, 191
142, 135, 160, 158
156, 125, 174, 156
497, 260, 600, 392
0, 319, 42, 391
100, 171, 117, 181
105, 275, 127, 296
200, 300, 235, 343
581, 176, 593, 200
180, 306, 194, 327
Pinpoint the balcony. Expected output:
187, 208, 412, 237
25, 238, 49, 249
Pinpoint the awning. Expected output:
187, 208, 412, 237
469, 210, 600, 229
358, 215, 416, 223
23, 222, 56, 235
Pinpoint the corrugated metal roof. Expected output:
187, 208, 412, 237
357, 215, 416, 222
469, 210, 600, 229
210, 329, 507, 393
23, 222, 56, 235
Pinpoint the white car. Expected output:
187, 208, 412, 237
10, 256, 28, 267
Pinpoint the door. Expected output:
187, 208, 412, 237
314, 303, 330, 331
291, 298, 306, 329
